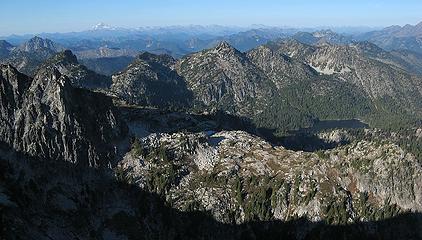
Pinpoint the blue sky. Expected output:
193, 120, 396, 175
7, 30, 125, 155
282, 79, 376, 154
1, 0, 421, 35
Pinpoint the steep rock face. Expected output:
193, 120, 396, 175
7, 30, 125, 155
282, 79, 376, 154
175, 41, 275, 116
0, 65, 126, 167
0, 65, 32, 144
41, 50, 112, 89
111, 52, 192, 108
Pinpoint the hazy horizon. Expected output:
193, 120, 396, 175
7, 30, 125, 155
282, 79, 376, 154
1, 0, 421, 36
1, 23, 388, 38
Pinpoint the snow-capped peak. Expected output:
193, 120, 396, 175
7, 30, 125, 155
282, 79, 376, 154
92, 23, 115, 31
313, 29, 335, 38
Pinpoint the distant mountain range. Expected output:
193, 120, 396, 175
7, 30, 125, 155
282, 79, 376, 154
0, 23, 419, 60
0, 24, 377, 59
357, 22, 422, 53
2, 25, 421, 157
53, 36, 420, 132
1, 31, 422, 131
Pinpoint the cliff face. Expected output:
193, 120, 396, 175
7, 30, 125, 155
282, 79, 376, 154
0, 65, 32, 144
0, 64, 126, 167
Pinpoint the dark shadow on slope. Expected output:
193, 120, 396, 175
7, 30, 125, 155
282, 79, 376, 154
278, 119, 369, 151
293, 119, 369, 133
278, 133, 347, 152
119, 107, 357, 152
211, 112, 354, 152
1, 143, 421, 240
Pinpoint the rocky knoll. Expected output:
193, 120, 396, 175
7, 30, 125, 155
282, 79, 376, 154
0, 64, 126, 166
119, 129, 422, 227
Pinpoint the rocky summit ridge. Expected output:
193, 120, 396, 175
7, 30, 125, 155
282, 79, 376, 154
0, 64, 126, 167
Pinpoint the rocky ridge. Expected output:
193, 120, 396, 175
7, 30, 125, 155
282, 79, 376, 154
41, 50, 112, 89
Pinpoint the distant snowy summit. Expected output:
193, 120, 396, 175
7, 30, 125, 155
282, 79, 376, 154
92, 23, 116, 31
